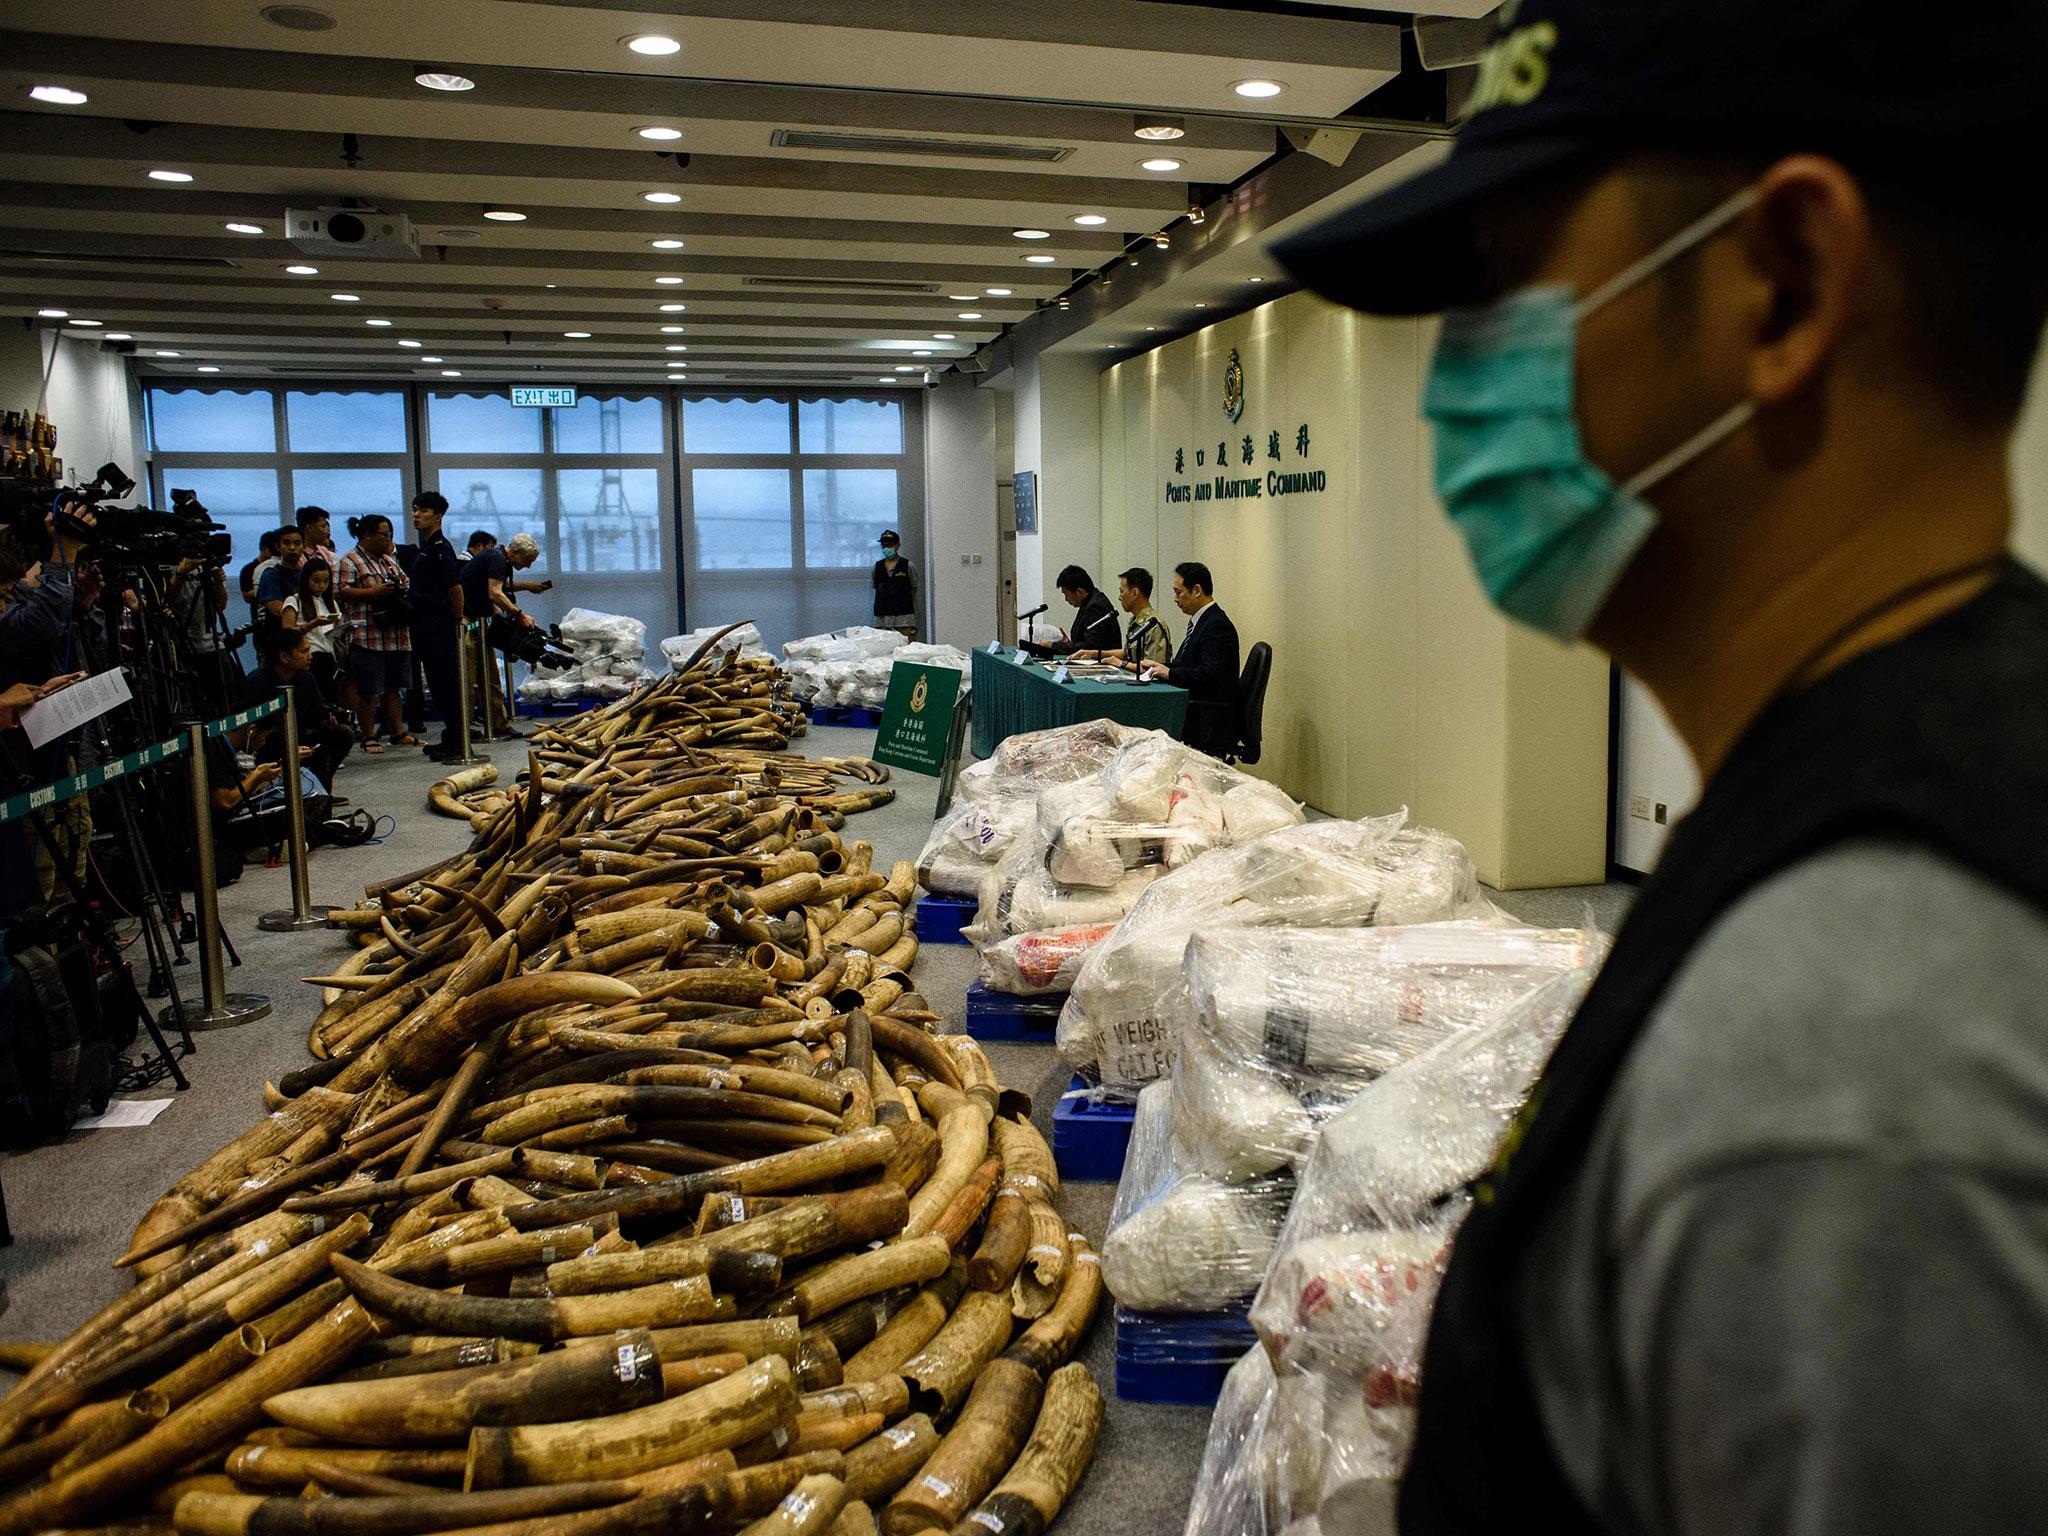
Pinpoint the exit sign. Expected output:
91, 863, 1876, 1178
510, 386, 577, 408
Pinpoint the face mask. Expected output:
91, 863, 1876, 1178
1424, 186, 1760, 641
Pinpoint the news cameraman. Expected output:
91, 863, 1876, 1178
168, 552, 237, 716
461, 531, 552, 735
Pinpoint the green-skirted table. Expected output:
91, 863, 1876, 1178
970, 646, 1188, 759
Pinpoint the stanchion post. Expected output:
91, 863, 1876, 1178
453, 621, 484, 765
502, 645, 518, 733
259, 691, 324, 933
162, 721, 270, 1030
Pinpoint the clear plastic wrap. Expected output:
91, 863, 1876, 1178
778, 626, 904, 701
659, 621, 764, 668
977, 923, 1120, 995
1057, 815, 1490, 1089
1101, 1083, 1291, 1312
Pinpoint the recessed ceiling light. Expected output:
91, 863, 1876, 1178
104, 333, 132, 340
67, 319, 101, 327
545, 283, 557, 288
1134, 115, 1186, 141
1072, 213, 1108, 226
398, 339, 422, 347
659, 303, 687, 312
224, 222, 266, 235
894, 365, 915, 373
564, 331, 592, 338
197, 365, 221, 373
365, 318, 392, 326
650, 239, 685, 250
660, 325, 686, 333
441, 370, 463, 377
415, 70, 476, 92
483, 210, 526, 222
1140, 157, 1183, 173
637, 126, 683, 141
285, 264, 319, 275
1194, 302, 1208, 308
666, 345, 688, 352
36, 308, 67, 318
958, 311, 982, 320
331, 293, 360, 302
655, 277, 685, 285
1145, 326, 1157, 331
1011, 229, 1051, 240
947, 294, 978, 302
155, 350, 180, 357
1023, 255, 1057, 264
985, 288, 1012, 296
148, 169, 194, 183
913, 350, 932, 356
422, 356, 443, 363
642, 191, 682, 204
878, 377, 895, 384
1232, 79, 1285, 98
29, 85, 89, 106
933, 333, 955, 340
261, 5, 337, 31
624, 34, 682, 55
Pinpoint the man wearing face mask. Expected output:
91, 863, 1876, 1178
1277, 3, 2048, 1533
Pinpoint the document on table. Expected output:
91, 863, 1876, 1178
73, 1097, 176, 1130
22, 668, 132, 749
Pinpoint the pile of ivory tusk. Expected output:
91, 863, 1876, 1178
0, 627, 1105, 1536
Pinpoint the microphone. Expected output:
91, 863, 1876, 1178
1017, 603, 1049, 623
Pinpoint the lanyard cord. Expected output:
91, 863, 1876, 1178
1783, 555, 2009, 694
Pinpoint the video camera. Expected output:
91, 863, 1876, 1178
489, 616, 578, 671
53, 464, 233, 569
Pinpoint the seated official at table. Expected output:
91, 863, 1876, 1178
1141, 562, 1240, 756
1075, 566, 1173, 670
1043, 566, 1123, 655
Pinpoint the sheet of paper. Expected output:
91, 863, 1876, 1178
73, 1096, 175, 1130
22, 668, 132, 750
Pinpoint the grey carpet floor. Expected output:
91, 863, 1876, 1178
0, 722, 1633, 1535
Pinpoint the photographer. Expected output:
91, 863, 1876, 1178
240, 529, 279, 625
461, 530, 553, 735
169, 552, 238, 717
336, 514, 415, 753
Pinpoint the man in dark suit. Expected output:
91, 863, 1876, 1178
1142, 561, 1241, 757
1048, 565, 1123, 655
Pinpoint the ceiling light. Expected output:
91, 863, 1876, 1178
1072, 213, 1108, 226
29, 85, 89, 106
104, 333, 132, 341
1194, 302, 1208, 308
422, 356, 443, 362
331, 292, 360, 302
261, 6, 337, 30
36, 308, 67, 318
1134, 114, 1185, 141
660, 325, 686, 334
650, 238, 684, 249
1232, 78, 1285, 98
659, 303, 687, 312
958, 311, 982, 320
365, 318, 392, 326
933, 332, 955, 340
224, 222, 266, 235
415, 70, 476, 91
947, 294, 978, 301
67, 319, 101, 327
148, 169, 195, 183
1145, 326, 1157, 331
155, 350, 181, 357
1248, 276, 1265, 283
1140, 157, 1183, 173
666, 345, 688, 352
642, 191, 682, 204
913, 350, 932, 356
563, 331, 591, 338
1153, 233, 1170, 249
441, 370, 463, 377
398, 339, 421, 347
197, 365, 221, 373
624, 34, 682, 55
1023, 255, 1056, 264
655, 276, 685, 285
286, 264, 319, 275
985, 287, 1013, 296
637, 126, 683, 141
545, 283, 557, 288
878, 377, 895, 384
894, 365, 914, 373
482, 210, 526, 222
1011, 229, 1051, 240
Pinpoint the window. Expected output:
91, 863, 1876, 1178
684, 397, 790, 454
150, 389, 275, 453
554, 396, 663, 455
799, 398, 901, 455
429, 392, 541, 454
693, 469, 793, 571
291, 468, 406, 526
287, 391, 406, 453
802, 469, 898, 569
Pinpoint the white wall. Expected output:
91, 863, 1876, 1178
921, 374, 1000, 647
0, 327, 143, 487
1010, 352, 1104, 629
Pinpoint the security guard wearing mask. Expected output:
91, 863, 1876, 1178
1277, 2, 2048, 1532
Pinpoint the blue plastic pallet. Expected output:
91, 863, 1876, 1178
808, 703, 881, 728
1052, 1077, 1135, 1182
915, 894, 975, 946
964, 979, 1064, 1042
1114, 1304, 1258, 1405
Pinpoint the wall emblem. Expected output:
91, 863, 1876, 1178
1222, 347, 1245, 424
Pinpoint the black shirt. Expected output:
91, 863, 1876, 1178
462, 546, 511, 623
409, 530, 461, 626
1061, 590, 1123, 654
243, 665, 330, 752
872, 555, 915, 617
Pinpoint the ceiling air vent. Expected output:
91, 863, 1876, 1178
742, 276, 940, 295
0, 247, 242, 269
771, 129, 1073, 164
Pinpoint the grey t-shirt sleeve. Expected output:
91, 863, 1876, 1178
1523, 839, 2048, 1536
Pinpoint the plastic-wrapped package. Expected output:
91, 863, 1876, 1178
1183, 1348, 1281, 1536
1224, 779, 1305, 842
559, 607, 648, 655
916, 799, 1035, 898
1057, 815, 1489, 1088
1173, 926, 1602, 1180
778, 626, 905, 700
1100, 1083, 1290, 1312
978, 923, 1120, 995
661, 622, 766, 668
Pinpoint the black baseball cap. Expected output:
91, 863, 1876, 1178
1275, 0, 2048, 316
878, 530, 899, 545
